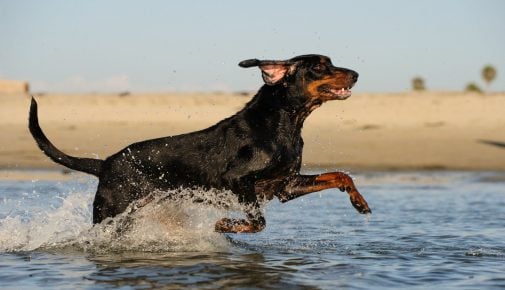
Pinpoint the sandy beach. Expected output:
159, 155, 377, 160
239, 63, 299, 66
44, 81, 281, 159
1, 92, 505, 175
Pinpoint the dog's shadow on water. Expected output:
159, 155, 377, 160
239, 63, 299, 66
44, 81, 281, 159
84, 248, 312, 289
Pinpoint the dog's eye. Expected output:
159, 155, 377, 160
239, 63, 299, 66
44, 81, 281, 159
312, 64, 324, 72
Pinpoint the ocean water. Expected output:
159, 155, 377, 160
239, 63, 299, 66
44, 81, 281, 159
0, 170, 504, 289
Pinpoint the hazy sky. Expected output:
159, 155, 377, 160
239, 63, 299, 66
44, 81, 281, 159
1, 0, 504, 93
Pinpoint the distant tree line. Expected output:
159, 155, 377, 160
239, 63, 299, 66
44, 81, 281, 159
411, 65, 497, 93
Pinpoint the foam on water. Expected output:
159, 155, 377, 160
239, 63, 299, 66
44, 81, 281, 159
73, 189, 240, 253
0, 185, 243, 253
0, 189, 92, 252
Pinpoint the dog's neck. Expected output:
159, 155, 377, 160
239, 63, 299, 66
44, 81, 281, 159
246, 85, 319, 130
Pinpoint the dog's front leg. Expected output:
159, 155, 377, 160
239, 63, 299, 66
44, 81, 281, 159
214, 175, 267, 233
278, 172, 372, 214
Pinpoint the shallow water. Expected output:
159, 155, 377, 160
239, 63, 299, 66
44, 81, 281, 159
1, 170, 504, 289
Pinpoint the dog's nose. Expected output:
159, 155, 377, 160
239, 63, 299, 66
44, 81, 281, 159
350, 71, 359, 83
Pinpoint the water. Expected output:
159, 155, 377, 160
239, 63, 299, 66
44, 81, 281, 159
1, 170, 504, 289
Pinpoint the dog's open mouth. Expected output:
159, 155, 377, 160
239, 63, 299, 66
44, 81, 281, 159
319, 85, 353, 100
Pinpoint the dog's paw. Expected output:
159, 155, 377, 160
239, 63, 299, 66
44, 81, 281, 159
215, 218, 235, 233
214, 218, 264, 233
349, 191, 372, 214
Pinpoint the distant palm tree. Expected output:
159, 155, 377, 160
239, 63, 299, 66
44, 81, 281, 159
412, 77, 426, 91
482, 65, 497, 91
465, 82, 483, 94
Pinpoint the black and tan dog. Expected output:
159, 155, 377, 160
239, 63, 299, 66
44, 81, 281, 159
29, 54, 371, 233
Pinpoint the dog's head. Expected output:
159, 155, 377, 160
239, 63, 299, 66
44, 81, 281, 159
239, 54, 358, 103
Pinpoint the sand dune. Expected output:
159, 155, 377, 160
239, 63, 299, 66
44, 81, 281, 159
1, 92, 505, 173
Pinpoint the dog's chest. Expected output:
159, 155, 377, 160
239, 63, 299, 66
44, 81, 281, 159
270, 136, 303, 173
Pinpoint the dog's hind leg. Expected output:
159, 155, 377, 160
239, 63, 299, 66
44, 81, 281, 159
278, 172, 372, 214
92, 188, 115, 224
92, 182, 131, 224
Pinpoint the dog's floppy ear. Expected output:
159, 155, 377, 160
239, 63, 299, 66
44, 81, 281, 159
239, 58, 297, 86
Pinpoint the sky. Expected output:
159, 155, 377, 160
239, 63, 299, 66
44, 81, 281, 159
1, 0, 504, 93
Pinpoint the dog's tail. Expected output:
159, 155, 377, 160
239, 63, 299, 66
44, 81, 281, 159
28, 97, 104, 177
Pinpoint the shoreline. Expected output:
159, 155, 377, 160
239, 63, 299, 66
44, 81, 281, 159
2, 167, 505, 182
2, 92, 505, 174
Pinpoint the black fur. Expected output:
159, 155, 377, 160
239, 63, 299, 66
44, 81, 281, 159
29, 99, 103, 176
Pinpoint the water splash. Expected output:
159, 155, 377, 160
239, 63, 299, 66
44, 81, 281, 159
0, 189, 92, 252
0, 187, 242, 253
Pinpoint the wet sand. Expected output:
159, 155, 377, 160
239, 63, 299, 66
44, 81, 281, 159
1, 92, 505, 176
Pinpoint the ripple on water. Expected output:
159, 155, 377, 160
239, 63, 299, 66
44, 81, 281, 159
0, 171, 505, 289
